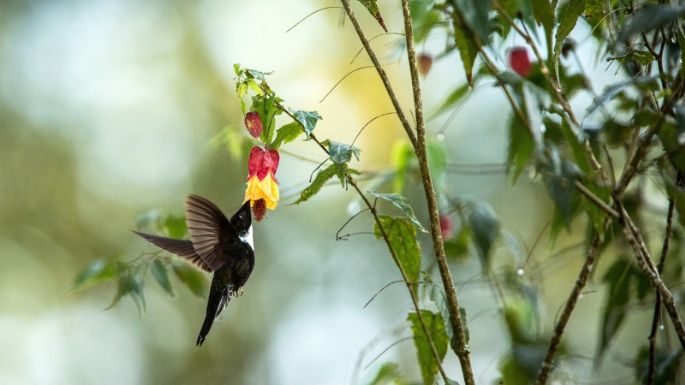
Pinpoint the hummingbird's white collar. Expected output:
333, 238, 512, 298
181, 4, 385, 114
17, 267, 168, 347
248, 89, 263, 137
240, 225, 254, 250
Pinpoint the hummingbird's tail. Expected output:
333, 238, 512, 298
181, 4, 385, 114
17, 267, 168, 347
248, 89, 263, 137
196, 279, 229, 346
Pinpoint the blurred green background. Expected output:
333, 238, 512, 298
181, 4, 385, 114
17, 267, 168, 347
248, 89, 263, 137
0, 1, 653, 384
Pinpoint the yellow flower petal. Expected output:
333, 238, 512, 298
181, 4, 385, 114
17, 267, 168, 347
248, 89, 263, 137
244, 173, 279, 209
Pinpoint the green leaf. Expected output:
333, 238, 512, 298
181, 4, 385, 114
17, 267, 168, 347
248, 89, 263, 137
325, 140, 361, 165
553, 0, 585, 79
291, 110, 322, 137
295, 164, 337, 204
150, 258, 174, 296
433, 82, 470, 117
531, 0, 554, 34
251, 92, 283, 145
74, 258, 121, 288
172, 261, 207, 298
618, 5, 685, 43
407, 310, 449, 385
444, 226, 471, 260
451, 0, 491, 43
427, 141, 447, 191
451, 11, 479, 86
543, 154, 582, 233
391, 141, 414, 194
503, 296, 538, 344
507, 113, 535, 182
411, 0, 442, 43
107, 272, 145, 312
271, 122, 303, 149
468, 201, 500, 269
368, 191, 427, 232
367, 362, 403, 385
598, 258, 633, 358
357, 0, 387, 31
374, 216, 421, 295
163, 215, 186, 239
657, 114, 685, 174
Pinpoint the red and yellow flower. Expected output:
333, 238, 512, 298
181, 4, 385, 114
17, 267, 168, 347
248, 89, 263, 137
244, 146, 280, 220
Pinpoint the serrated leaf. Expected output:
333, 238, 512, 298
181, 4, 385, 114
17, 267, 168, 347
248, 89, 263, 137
74, 258, 121, 288
357, 0, 387, 32
106, 272, 145, 312
531, 0, 554, 32
618, 4, 685, 43
374, 216, 421, 295
407, 310, 448, 385
150, 258, 174, 296
291, 110, 322, 137
468, 201, 500, 269
451, 0, 491, 43
553, 0, 585, 79
271, 122, 303, 149
451, 10, 479, 86
368, 191, 427, 232
295, 164, 337, 204
325, 140, 361, 165
172, 261, 207, 298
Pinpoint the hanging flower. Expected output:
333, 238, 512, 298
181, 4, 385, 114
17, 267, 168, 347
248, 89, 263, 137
244, 111, 264, 139
508, 46, 532, 77
244, 146, 279, 220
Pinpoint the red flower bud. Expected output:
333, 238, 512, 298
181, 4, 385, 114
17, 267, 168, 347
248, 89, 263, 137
418, 53, 433, 76
252, 198, 267, 221
508, 47, 532, 78
439, 214, 454, 239
245, 111, 263, 138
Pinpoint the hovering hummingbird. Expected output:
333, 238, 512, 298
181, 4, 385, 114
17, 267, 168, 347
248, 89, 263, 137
134, 195, 254, 346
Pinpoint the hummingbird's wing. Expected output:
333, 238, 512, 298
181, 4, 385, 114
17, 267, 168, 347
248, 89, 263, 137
185, 195, 234, 271
133, 231, 213, 272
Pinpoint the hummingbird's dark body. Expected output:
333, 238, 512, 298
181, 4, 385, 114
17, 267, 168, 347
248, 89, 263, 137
134, 195, 254, 346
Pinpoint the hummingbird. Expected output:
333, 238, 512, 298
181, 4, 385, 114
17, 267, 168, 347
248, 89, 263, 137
134, 195, 254, 346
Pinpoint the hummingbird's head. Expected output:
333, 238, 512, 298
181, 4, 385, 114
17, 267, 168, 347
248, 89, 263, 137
230, 201, 252, 236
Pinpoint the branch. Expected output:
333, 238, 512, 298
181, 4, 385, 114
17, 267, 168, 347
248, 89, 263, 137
647, 199, 675, 385
400, 1, 475, 384
339, 0, 418, 149
535, 219, 609, 385
348, 178, 451, 384
616, 203, 685, 349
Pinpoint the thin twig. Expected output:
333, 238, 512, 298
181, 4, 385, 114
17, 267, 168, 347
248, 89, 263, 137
286, 6, 342, 33
573, 180, 620, 218
401, 1, 475, 384
647, 199, 675, 385
535, 219, 609, 385
320, 65, 376, 103
348, 178, 452, 384
616, 203, 685, 349
340, 0, 418, 149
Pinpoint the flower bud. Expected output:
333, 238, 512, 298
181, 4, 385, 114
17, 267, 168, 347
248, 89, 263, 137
418, 52, 433, 76
245, 111, 263, 138
508, 47, 532, 77
252, 198, 267, 221
439, 214, 454, 239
